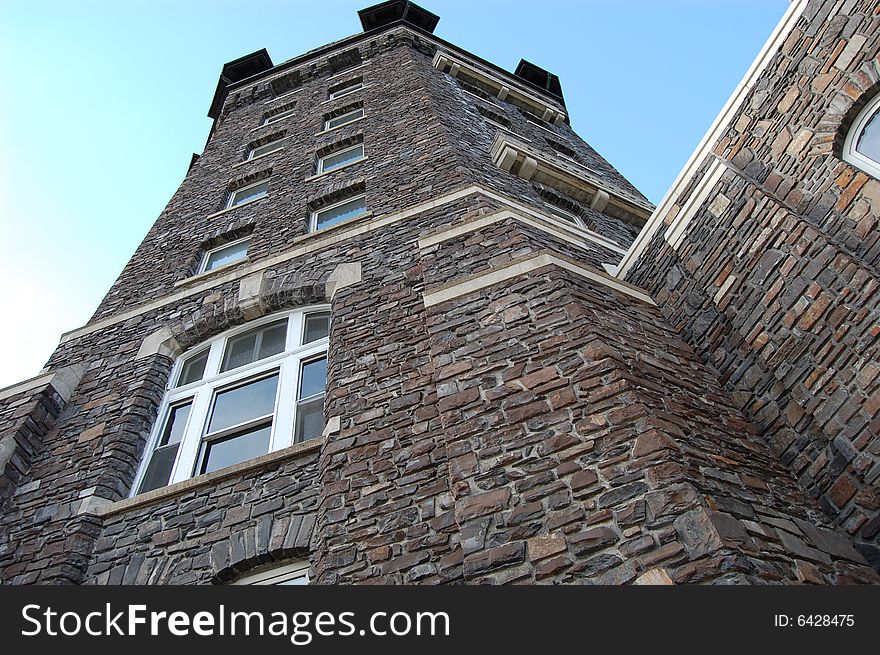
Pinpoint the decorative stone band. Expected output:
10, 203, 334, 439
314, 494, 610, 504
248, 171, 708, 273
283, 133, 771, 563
662, 157, 727, 251
614, 0, 809, 279
489, 132, 654, 226
418, 207, 628, 255
421, 250, 657, 308
58, 185, 627, 346
0, 364, 85, 403
432, 50, 566, 125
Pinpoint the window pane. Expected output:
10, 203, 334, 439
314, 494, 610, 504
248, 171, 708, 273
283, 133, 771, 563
250, 141, 284, 159
177, 351, 209, 386
294, 397, 324, 443
303, 312, 330, 344
327, 108, 363, 130
138, 444, 180, 493
208, 374, 279, 433
856, 110, 880, 163
222, 332, 257, 372
319, 145, 364, 172
314, 196, 366, 231
205, 240, 249, 272
231, 181, 269, 207
547, 206, 577, 223
160, 402, 192, 446
221, 320, 289, 372
258, 323, 287, 359
276, 574, 308, 585
299, 357, 327, 399
199, 424, 272, 474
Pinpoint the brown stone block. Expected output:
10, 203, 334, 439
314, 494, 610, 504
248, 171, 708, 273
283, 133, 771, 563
633, 429, 678, 457
463, 541, 525, 577
77, 422, 106, 443
527, 532, 566, 562
568, 526, 618, 555
828, 474, 857, 508
570, 468, 599, 491
455, 487, 511, 522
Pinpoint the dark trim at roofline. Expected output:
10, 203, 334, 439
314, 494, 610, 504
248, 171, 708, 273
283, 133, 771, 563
216, 18, 567, 114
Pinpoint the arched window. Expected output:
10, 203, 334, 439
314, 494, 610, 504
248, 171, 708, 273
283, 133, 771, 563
133, 308, 330, 495
230, 560, 310, 585
843, 93, 880, 178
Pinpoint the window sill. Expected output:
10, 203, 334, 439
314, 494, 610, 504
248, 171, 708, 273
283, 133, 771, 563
206, 194, 269, 219
315, 115, 366, 136
294, 211, 373, 244
96, 437, 325, 518
305, 157, 368, 182
174, 257, 251, 288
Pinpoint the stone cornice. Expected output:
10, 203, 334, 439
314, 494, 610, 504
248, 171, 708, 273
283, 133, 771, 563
432, 50, 566, 124
489, 132, 654, 226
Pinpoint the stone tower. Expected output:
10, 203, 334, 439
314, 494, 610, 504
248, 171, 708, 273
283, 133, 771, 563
0, 0, 877, 585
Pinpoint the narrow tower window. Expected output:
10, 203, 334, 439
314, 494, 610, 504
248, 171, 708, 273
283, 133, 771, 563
200, 237, 250, 273
317, 143, 365, 174
227, 180, 269, 208
311, 194, 367, 232
324, 107, 365, 131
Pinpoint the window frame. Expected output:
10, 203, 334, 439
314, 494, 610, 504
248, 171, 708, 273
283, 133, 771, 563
131, 308, 330, 495
247, 139, 285, 161
323, 107, 365, 132
231, 560, 310, 585
316, 143, 365, 174
543, 202, 589, 231
310, 193, 367, 232
199, 236, 250, 274
227, 180, 269, 209
262, 108, 296, 126
328, 81, 363, 100
843, 93, 880, 179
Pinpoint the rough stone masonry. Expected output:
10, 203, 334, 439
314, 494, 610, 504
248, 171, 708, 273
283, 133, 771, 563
0, 0, 877, 585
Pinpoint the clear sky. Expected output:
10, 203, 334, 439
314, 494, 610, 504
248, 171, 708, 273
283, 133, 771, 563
0, 0, 788, 388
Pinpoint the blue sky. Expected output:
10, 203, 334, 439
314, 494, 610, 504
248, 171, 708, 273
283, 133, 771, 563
0, 0, 788, 387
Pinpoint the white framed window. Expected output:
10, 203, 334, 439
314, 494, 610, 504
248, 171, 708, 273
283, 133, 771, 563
263, 108, 296, 126
200, 237, 250, 273
133, 309, 330, 494
317, 143, 365, 174
311, 194, 367, 232
843, 93, 880, 179
328, 80, 363, 100
227, 180, 269, 208
247, 140, 285, 160
544, 203, 588, 230
231, 560, 310, 585
324, 107, 364, 131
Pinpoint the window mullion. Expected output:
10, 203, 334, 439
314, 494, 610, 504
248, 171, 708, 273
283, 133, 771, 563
170, 388, 212, 484
272, 360, 297, 452
204, 341, 224, 378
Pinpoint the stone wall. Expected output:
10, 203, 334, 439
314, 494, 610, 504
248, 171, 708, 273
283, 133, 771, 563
624, 0, 880, 566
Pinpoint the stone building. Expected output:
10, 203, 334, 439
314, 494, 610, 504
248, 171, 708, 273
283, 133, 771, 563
0, 0, 878, 585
